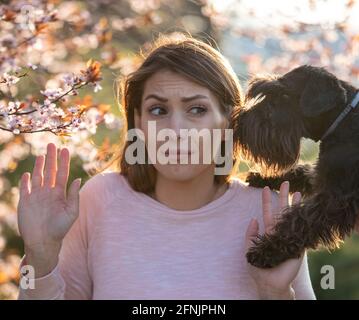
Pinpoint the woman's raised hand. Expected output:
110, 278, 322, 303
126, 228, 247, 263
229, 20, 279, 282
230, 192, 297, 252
17, 143, 82, 277
245, 181, 304, 299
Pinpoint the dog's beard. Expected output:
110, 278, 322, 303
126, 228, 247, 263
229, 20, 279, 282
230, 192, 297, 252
236, 110, 304, 177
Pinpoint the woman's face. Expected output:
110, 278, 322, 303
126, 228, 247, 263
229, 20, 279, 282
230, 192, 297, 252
134, 69, 229, 183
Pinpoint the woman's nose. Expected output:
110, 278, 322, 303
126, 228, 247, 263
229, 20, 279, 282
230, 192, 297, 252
168, 112, 188, 137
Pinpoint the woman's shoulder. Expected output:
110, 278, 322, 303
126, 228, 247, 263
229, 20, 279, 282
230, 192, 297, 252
79, 170, 129, 201
229, 176, 280, 209
230, 175, 279, 193
229, 176, 275, 195
78, 171, 133, 227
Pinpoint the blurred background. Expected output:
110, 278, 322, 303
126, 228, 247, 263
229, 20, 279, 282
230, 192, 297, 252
0, 0, 358, 299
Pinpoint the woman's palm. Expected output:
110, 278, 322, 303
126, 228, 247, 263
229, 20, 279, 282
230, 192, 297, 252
17, 143, 82, 251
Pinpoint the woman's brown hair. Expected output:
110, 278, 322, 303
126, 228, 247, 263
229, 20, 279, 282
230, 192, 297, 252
93, 32, 243, 194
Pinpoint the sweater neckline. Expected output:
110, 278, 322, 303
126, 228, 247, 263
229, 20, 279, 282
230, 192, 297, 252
119, 173, 242, 216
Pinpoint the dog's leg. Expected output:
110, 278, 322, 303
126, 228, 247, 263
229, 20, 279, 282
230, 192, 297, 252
246, 153, 359, 268
246, 187, 359, 268
246, 164, 315, 197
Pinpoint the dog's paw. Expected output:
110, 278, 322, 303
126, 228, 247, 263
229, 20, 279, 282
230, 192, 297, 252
246, 235, 303, 268
246, 245, 277, 269
246, 235, 289, 268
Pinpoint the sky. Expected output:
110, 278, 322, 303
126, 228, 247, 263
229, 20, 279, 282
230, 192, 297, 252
210, 0, 359, 33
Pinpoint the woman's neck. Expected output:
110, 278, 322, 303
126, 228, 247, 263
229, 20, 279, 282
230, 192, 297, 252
150, 169, 229, 211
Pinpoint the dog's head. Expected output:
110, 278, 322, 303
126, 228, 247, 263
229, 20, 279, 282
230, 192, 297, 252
234, 65, 347, 176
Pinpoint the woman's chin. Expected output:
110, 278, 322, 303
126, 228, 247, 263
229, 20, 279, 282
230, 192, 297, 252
154, 163, 209, 182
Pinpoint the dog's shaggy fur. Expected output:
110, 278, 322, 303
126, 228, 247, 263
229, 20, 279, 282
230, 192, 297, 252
232, 65, 359, 268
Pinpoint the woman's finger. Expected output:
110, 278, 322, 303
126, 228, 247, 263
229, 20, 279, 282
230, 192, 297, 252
31, 155, 45, 191
292, 192, 302, 206
279, 181, 290, 212
245, 218, 259, 252
55, 147, 70, 194
262, 186, 274, 234
19, 172, 31, 198
43, 143, 58, 188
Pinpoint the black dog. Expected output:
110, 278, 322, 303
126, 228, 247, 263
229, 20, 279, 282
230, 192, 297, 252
232, 65, 359, 268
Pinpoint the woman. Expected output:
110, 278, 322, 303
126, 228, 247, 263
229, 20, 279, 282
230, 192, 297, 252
17, 33, 316, 299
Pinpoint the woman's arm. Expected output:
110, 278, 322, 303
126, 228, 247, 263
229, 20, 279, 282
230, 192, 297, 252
18, 184, 93, 300
16, 143, 99, 300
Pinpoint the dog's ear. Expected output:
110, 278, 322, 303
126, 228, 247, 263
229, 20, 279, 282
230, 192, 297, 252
300, 72, 347, 118
246, 75, 281, 100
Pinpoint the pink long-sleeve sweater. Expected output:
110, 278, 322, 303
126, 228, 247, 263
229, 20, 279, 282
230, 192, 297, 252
17, 171, 316, 300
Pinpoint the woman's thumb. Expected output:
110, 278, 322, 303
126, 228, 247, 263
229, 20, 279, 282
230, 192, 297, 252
245, 218, 259, 252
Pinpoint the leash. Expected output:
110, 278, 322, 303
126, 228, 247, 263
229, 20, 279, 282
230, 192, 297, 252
321, 91, 359, 141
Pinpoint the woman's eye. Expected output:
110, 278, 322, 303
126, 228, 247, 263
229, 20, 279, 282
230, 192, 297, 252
189, 105, 207, 115
148, 106, 167, 116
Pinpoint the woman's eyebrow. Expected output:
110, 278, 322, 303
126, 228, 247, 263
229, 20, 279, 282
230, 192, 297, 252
181, 94, 209, 102
144, 94, 168, 102
144, 94, 209, 102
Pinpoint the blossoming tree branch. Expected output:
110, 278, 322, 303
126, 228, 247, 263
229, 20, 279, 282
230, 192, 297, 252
0, 2, 108, 136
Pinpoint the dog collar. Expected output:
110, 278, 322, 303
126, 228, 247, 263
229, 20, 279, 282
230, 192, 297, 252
321, 91, 359, 141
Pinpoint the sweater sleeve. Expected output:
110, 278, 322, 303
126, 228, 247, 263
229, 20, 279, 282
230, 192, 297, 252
17, 178, 94, 300
292, 252, 316, 300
